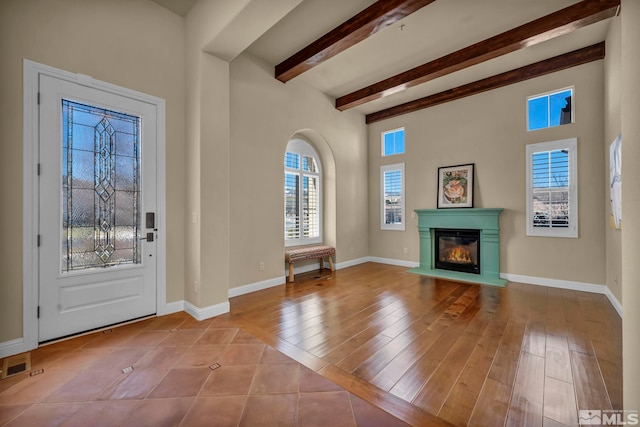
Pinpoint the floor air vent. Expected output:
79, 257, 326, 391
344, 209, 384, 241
1, 353, 31, 379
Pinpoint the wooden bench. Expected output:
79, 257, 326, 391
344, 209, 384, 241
285, 245, 335, 283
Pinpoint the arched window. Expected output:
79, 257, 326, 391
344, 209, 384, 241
284, 139, 322, 246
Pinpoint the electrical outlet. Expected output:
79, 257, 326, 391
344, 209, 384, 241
259, 262, 265, 271
192, 211, 198, 223
403, 247, 408, 254
411, 211, 416, 219
193, 280, 199, 293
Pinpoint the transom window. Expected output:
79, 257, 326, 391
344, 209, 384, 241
527, 87, 573, 131
526, 138, 578, 238
382, 128, 405, 156
284, 139, 322, 246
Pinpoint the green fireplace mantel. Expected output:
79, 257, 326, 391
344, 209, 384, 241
408, 208, 507, 287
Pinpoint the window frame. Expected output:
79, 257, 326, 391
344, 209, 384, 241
380, 163, 406, 231
284, 139, 323, 247
526, 86, 574, 132
526, 138, 578, 238
381, 127, 405, 157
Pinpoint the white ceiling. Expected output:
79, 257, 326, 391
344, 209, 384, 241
153, 0, 614, 116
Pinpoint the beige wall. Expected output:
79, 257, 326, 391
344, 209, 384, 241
604, 16, 623, 304
621, 0, 640, 409
0, 0, 186, 343
368, 62, 606, 285
228, 53, 369, 288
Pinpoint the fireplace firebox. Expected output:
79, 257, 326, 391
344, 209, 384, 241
434, 228, 480, 274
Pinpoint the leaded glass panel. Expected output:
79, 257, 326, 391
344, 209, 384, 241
62, 99, 141, 272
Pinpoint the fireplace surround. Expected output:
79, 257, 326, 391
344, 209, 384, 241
434, 228, 480, 274
409, 208, 506, 286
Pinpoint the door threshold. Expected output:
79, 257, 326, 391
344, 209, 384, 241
39, 314, 157, 347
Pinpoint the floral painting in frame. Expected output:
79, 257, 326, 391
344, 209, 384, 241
437, 164, 474, 208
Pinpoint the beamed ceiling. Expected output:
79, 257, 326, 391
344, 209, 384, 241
155, 0, 620, 124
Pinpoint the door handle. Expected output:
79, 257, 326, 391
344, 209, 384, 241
140, 232, 154, 242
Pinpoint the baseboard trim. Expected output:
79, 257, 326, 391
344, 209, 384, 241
604, 286, 623, 317
332, 256, 369, 270
184, 301, 230, 321
289, 258, 363, 276
500, 272, 622, 317
0, 338, 25, 358
228, 257, 374, 299
500, 273, 604, 293
288, 256, 372, 274
229, 276, 286, 298
157, 300, 184, 316
368, 257, 420, 268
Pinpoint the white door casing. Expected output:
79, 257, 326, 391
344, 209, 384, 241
23, 60, 167, 349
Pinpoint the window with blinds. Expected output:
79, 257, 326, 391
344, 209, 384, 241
381, 163, 405, 231
284, 139, 322, 246
526, 138, 577, 237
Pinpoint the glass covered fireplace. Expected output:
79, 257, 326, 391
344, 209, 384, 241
434, 228, 480, 274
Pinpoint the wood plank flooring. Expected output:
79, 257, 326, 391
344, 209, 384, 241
229, 263, 622, 427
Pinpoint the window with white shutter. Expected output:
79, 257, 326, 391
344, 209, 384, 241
526, 138, 577, 237
284, 139, 322, 246
381, 163, 405, 231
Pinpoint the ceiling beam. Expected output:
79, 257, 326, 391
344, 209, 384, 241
275, 0, 437, 83
338, 0, 619, 111
366, 42, 605, 124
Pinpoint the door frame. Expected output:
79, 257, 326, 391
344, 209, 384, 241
22, 59, 168, 351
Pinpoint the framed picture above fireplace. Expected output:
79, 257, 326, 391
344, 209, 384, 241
437, 163, 474, 208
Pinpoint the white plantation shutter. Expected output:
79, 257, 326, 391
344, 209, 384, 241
381, 163, 405, 230
526, 138, 577, 237
302, 175, 319, 238
284, 139, 322, 246
284, 172, 300, 240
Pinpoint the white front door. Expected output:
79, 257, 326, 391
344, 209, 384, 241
38, 74, 158, 342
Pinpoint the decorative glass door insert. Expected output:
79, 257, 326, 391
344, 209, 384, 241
62, 99, 141, 272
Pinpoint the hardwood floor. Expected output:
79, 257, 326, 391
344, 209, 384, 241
229, 263, 622, 427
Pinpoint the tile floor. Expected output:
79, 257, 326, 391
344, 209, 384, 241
0, 312, 409, 427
